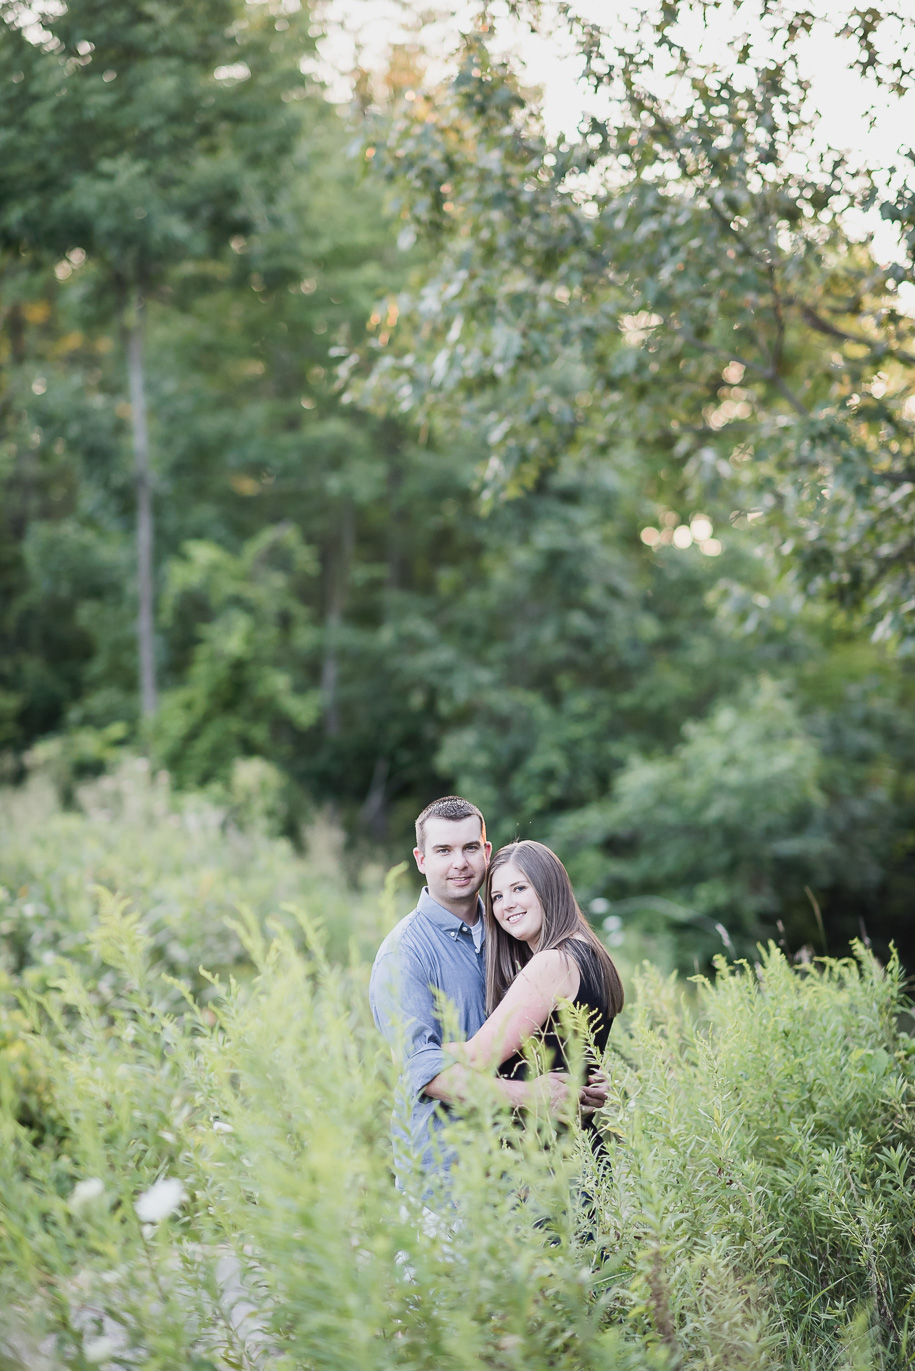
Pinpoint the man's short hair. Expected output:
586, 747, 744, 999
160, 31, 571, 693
415, 795, 486, 851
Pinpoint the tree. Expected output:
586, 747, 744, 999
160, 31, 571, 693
0, 250, 137, 760
155, 524, 320, 789
0, 0, 314, 717
358, 1, 915, 642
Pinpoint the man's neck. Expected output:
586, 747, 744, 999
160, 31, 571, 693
429, 889, 481, 925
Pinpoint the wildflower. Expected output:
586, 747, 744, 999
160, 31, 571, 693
84, 1334, 120, 1363
69, 1177, 105, 1212
134, 1176, 186, 1223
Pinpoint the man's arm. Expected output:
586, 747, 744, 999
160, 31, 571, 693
369, 946, 449, 1105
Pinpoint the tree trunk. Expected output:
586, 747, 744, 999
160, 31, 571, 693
124, 289, 157, 718
320, 500, 354, 738
386, 453, 403, 600
360, 756, 389, 839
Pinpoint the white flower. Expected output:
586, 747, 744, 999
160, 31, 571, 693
69, 1177, 105, 1212
84, 1334, 120, 1363
134, 1176, 186, 1224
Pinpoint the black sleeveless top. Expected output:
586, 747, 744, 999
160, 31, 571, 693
498, 938, 613, 1082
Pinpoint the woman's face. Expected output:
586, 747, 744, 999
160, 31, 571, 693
489, 860, 545, 950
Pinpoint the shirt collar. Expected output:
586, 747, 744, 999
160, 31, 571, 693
417, 886, 485, 945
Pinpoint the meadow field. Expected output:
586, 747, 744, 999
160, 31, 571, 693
0, 763, 912, 1371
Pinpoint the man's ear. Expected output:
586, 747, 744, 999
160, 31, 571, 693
413, 846, 426, 874
484, 841, 493, 863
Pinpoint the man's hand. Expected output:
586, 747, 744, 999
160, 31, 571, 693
531, 1070, 572, 1116
536, 1069, 609, 1119
426, 1066, 604, 1118
579, 1068, 610, 1116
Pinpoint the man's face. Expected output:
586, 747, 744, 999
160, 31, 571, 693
414, 816, 492, 912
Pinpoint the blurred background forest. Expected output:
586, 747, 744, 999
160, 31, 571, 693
1, 0, 914, 972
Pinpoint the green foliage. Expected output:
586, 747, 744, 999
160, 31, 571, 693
558, 679, 829, 945
603, 949, 915, 1365
362, 3, 915, 639
26, 720, 129, 808
0, 761, 397, 993
0, 0, 312, 281
155, 524, 321, 789
550, 670, 915, 964
0, 784, 912, 1368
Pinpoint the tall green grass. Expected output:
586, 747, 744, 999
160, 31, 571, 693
0, 769, 913, 1369
0, 760, 397, 989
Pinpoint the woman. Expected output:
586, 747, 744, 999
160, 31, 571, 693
444, 841, 624, 1115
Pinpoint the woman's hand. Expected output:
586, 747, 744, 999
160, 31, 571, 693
579, 1068, 610, 1116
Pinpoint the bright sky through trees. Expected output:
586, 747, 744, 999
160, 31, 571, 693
321, 0, 915, 281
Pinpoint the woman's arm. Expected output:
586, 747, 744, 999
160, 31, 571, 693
442, 948, 581, 1072
423, 1064, 572, 1114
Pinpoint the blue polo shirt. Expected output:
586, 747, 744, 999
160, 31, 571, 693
370, 886, 486, 1187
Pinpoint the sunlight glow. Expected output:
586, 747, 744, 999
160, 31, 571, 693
214, 62, 251, 82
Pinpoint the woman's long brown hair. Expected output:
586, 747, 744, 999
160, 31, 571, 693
484, 840, 625, 1018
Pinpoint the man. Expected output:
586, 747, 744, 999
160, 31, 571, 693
369, 795, 607, 1190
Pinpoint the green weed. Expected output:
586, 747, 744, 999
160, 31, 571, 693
0, 779, 912, 1369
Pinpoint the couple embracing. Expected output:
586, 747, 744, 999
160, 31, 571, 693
370, 795, 624, 1194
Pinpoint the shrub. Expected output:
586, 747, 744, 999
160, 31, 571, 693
0, 760, 398, 995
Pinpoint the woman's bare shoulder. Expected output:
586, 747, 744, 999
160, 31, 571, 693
523, 946, 581, 990
526, 946, 574, 969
